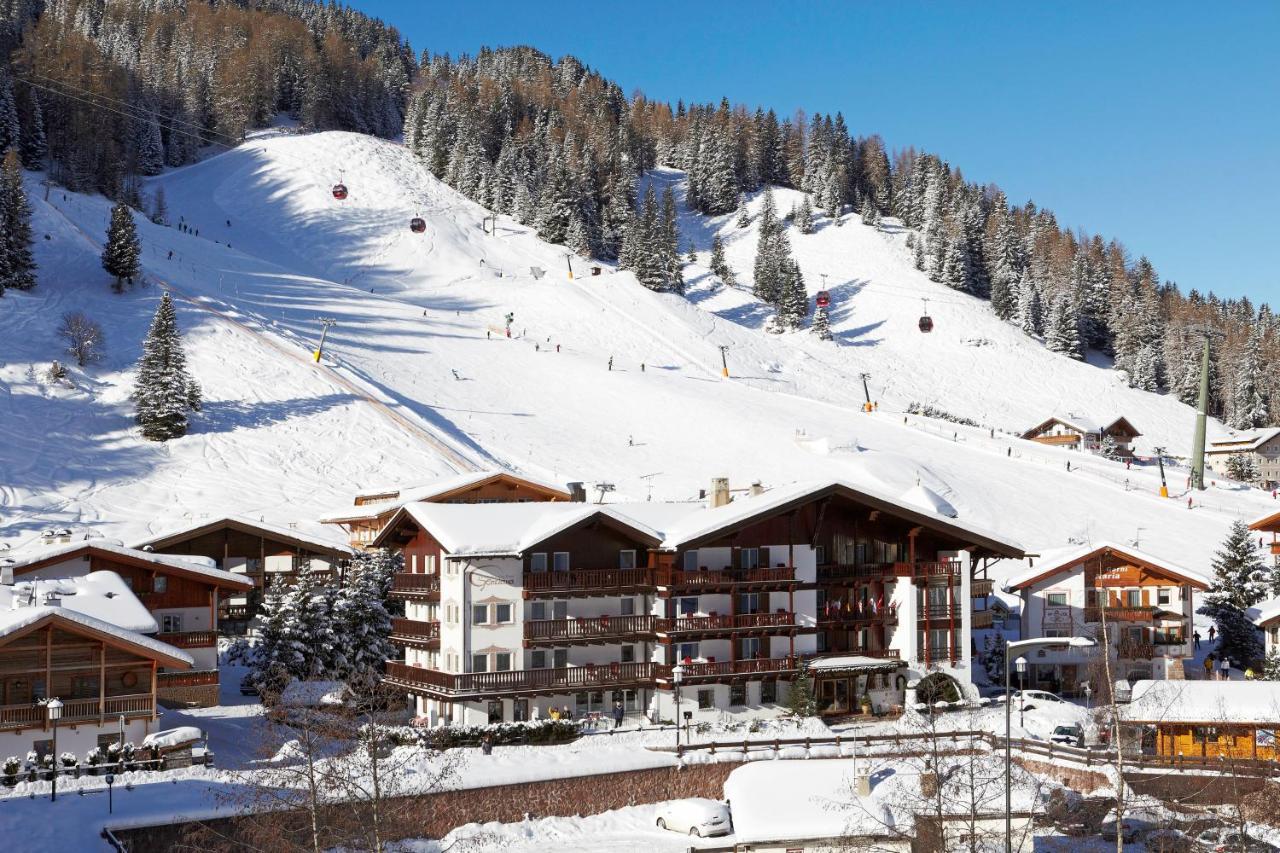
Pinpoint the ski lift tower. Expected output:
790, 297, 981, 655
1190, 332, 1212, 491
859, 373, 873, 413
718, 345, 730, 378
593, 482, 616, 504
313, 318, 337, 363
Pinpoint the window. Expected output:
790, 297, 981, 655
679, 597, 699, 616
1194, 726, 1220, 743
153, 575, 167, 594
71, 675, 99, 699
513, 699, 529, 722
530, 553, 548, 573
1126, 589, 1141, 607
553, 552, 570, 571
495, 603, 513, 624
1044, 628, 1067, 638
530, 601, 548, 621
1157, 588, 1171, 605
161, 614, 184, 633
697, 689, 714, 710
620, 597, 635, 616
677, 642, 700, 662
31, 739, 52, 761
737, 592, 761, 614
619, 550, 637, 570
730, 683, 747, 706
815, 545, 826, 566
96, 733, 122, 751
739, 637, 761, 659
472, 604, 489, 625
683, 550, 698, 571
471, 654, 488, 673
553, 648, 569, 668
494, 653, 512, 672
530, 650, 547, 669
740, 548, 759, 569
761, 680, 777, 704
1046, 592, 1068, 607
620, 645, 635, 663
487, 701, 503, 724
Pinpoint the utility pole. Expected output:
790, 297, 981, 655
565, 254, 575, 281
1153, 446, 1169, 497
859, 372, 873, 413
819, 273, 828, 291
718, 345, 730, 378
1190, 334, 1211, 490
312, 317, 337, 363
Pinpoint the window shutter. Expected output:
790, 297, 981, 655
1141, 589, 1150, 607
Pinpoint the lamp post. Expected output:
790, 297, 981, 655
1082, 682, 1093, 711
46, 698, 63, 802
672, 664, 685, 750
1016, 657, 1027, 729
1004, 637, 1095, 853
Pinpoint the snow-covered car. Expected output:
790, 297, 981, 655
1145, 827, 1194, 853
1196, 828, 1280, 852
655, 798, 732, 837
1100, 808, 1154, 843
1011, 689, 1064, 711
1049, 724, 1083, 745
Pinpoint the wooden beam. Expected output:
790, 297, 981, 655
99, 641, 106, 722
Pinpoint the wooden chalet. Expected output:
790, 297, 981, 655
1021, 415, 1141, 457
321, 470, 577, 547
1252, 510, 1280, 566
1127, 680, 1280, 760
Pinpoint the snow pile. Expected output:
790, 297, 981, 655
278, 679, 350, 708
141, 726, 204, 751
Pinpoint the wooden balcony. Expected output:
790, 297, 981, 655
658, 611, 803, 638
154, 631, 218, 649
390, 572, 441, 600
817, 610, 898, 628
658, 656, 801, 684
156, 670, 220, 688
390, 617, 440, 650
383, 659, 658, 700
971, 579, 994, 598
818, 563, 896, 581
971, 610, 994, 629
657, 567, 798, 592
1117, 642, 1156, 660
524, 615, 657, 645
916, 644, 962, 665
1084, 606, 1156, 623
1271, 542, 1280, 556
523, 568, 655, 598
918, 603, 963, 622
1, 693, 154, 731
899, 560, 963, 579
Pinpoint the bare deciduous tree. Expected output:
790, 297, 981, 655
57, 311, 105, 366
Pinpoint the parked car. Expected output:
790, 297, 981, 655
1196, 828, 1280, 852
1012, 689, 1065, 711
1146, 827, 1195, 853
655, 798, 732, 838
1050, 724, 1084, 746
1100, 808, 1155, 843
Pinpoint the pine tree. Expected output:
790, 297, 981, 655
134, 114, 165, 176
565, 213, 591, 258
1016, 269, 1041, 336
1231, 327, 1268, 429
151, 186, 169, 226
812, 303, 833, 341
279, 570, 338, 679
1225, 454, 1259, 484
776, 259, 807, 331
795, 194, 814, 234
787, 670, 816, 717
131, 293, 200, 441
1204, 521, 1269, 611
860, 195, 880, 227
1263, 648, 1280, 681
709, 234, 734, 286
940, 233, 971, 292
0, 149, 36, 292
1044, 295, 1083, 360
0, 74, 18, 156
102, 203, 141, 291
17, 85, 46, 169
735, 194, 750, 228
335, 558, 396, 678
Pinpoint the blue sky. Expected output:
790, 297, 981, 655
350, 1, 1278, 304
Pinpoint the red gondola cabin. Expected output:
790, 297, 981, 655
919, 314, 934, 333
816, 290, 831, 308
332, 184, 348, 200
410, 217, 427, 234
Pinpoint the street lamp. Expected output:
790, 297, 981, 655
1015, 657, 1027, 729
672, 665, 685, 749
1082, 682, 1093, 711
46, 698, 63, 802
1004, 637, 1095, 853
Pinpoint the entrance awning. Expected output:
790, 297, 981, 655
806, 655, 905, 677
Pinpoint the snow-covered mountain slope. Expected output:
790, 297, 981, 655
1, 129, 1274, 577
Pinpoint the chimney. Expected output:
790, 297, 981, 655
749, 481, 765, 497
709, 477, 731, 509
43, 590, 61, 607
567, 482, 587, 503
0, 564, 12, 586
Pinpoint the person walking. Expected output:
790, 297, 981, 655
1193, 630, 1201, 650
1203, 653, 1214, 679
612, 701, 624, 729
1220, 657, 1231, 681
1208, 625, 1216, 644
607, 356, 613, 371
481, 734, 493, 756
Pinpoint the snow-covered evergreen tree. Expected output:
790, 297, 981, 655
775, 260, 807, 331
0, 74, 18, 156
812, 303, 833, 341
795, 193, 814, 234
709, 234, 734, 286
279, 569, 338, 679
1225, 454, 1259, 484
1203, 520, 1269, 611
1231, 327, 1269, 429
1016, 269, 1041, 336
735, 194, 750, 228
859, 195, 880, 227
0, 149, 36, 292
335, 559, 395, 677
17, 84, 45, 169
1045, 295, 1083, 360
131, 293, 200, 441
102, 203, 141, 291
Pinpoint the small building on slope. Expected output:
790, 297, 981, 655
1021, 415, 1141, 457
1206, 428, 1280, 487
1250, 508, 1280, 568
1127, 679, 1280, 759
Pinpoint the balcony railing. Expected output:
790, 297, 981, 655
156, 670, 220, 688
898, 560, 963, 579
524, 615, 657, 644
659, 611, 799, 634
971, 610, 994, 629
657, 567, 798, 589
817, 610, 898, 627
916, 644, 962, 664
1116, 642, 1155, 660
390, 617, 441, 648
917, 603, 962, 621
523, 568, 655, 597
384, 660, 658, 699
154, 631, 218, 649
1084, 606, 1156, 623
1, 693, 155, 731
817, 563, 896, 580
390, 573, 441, 599
971, 579, 994, 598
660, 656, 801, 683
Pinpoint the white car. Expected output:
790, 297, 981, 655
655, 798, 733, 837
1011, 689, 1065, 710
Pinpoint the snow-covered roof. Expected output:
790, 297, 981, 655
1002, 540, 1208, 592
807, 655, 905, 671
1249, 598, 1280, 627
656, 478, 1025, 555
388, 502, 665, 557
1127, 680, 1280, 724
0, 606, 193, 667
898, 483, 957, 518
7, 540, 254, 590
133, 516, 353, 556
1024, 414, 1139, 437
1207, 428, 1280, 454
0, 571, 157, 633
279, 680, 350, 708
319, 470, 572, 523
1249, 510, 1280, 533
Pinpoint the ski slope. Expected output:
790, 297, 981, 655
1, 128, 1275, 578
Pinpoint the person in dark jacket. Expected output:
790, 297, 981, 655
612, 701, 625, 729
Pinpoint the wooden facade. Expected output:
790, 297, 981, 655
1151, 723, 1279, 760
